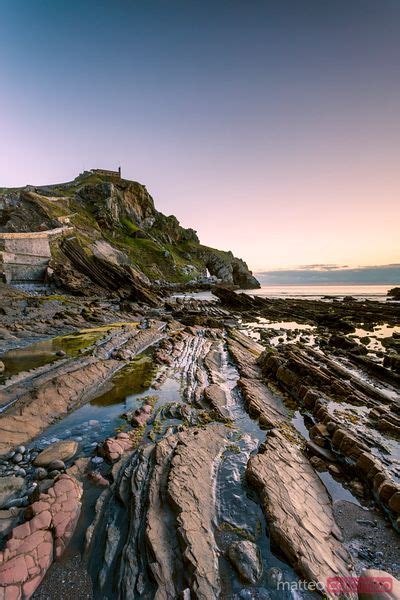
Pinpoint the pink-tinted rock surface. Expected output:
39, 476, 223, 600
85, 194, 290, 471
0, 474, 82, 599
130, 404, 152, 427
98, 431, 136, 462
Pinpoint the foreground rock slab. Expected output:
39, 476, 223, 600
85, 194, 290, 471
227, 330, 287, 427
167, 424, 227, 600
87, 424, 228, 600
247, 429, 354, 593
0, 474, 82, 599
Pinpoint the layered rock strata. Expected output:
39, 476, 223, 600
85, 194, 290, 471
259, 344, 400, 526
247, 430, 354, 592
86, 424, 227, 600
0, 325, 165, 455
0, 474, 82, 599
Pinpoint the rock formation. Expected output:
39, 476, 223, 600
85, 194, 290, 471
0, 474, 82, 598
247, 430, 353, 590
1, 192, 400, 600
0, 172, 259, 291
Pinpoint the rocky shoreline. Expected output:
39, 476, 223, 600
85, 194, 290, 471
0, 281, 399, 599
0, 173, 399, 599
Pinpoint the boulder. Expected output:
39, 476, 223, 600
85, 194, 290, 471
33, 440, 78, 467
306, 440, 337, 463
129, 404, 153, 428
47, 459, 66, 471
98, 432, 135, 462
358, 569, 400, 600
387, 287, 400, 300
388, 492, 400, 514
329, 334, 359, 351
309, 456, 327, 471
227, 541, 263, 584
377, 481, 399, 504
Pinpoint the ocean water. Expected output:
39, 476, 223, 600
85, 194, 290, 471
173, 284, 396, 302
242, 284, 395, 301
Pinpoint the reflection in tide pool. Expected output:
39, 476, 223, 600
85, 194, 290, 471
0, 322, 139, 384
0, 330, 103, 383
239, 317, 316, 347
29, 352, 180, 456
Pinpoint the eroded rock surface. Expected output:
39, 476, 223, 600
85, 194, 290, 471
0, 325, 165, 455
0, 474, 82, 599
1, 281, 399, 600
87, 424, 227, 600
167, 425, 227, 600
227, 330, 287, 427
227, 540, 263, 584
247, 430, 354, 591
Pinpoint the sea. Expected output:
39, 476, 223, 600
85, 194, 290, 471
173, 284, 397, 302
242, 284, 395, 301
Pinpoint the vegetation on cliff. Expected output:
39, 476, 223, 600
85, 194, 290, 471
0, 171, 259, 295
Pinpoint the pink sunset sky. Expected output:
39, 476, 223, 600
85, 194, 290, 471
1, 1, 399, 272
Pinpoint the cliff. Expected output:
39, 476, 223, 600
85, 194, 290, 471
0, 172, 259, 299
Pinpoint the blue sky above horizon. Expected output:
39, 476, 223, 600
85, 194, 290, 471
1, 0, 399, 271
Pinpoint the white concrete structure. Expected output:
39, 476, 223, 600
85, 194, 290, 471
0, 227, 69, 282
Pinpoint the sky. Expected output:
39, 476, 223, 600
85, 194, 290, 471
257, 263, 400, 285
1, 0, 399, 273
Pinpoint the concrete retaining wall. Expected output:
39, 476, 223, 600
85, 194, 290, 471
0, 227, 69, 282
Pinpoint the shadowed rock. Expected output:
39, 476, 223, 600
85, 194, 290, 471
227, 540, 263, 584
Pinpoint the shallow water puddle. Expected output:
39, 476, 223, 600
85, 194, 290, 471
239, 317, 316, 347
349, 324, 400, 354
317, 471, 361, 506
0, 322, 139, 384
214, 352, 318, 599
0, 332, 100, 381
30, 352, 180, 458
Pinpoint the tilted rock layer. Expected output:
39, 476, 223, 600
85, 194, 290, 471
247, 430, 354, 591
0, 172, 259, 291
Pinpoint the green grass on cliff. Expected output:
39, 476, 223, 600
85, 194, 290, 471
1, 171, 236, 285
44, 173, 104, 197
111, 234, 200, 282
104, 220, 205, 282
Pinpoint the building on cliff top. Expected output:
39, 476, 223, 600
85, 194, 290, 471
91, 167, 121, 178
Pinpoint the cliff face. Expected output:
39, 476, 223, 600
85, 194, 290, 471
0, 172, 259, 295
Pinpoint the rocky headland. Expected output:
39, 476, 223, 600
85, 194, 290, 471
0, 171, 259, 297
0, 172, 399, 599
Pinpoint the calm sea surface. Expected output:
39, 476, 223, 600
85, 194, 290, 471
173, 284, 397, 302
242, 284, 395, 301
